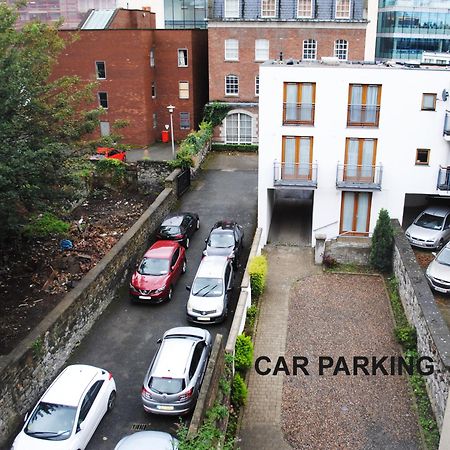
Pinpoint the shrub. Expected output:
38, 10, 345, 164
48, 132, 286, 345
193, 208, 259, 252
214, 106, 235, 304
370, 208, 394, 272
245, 305, 257, 329
231, 372, 247, 407
234, 334, 253, 372
95, 158, 126, 182
249, 255, 268, 298
322, 253, 337, 269
395, 325, 417, 351
23, 213, 70, 238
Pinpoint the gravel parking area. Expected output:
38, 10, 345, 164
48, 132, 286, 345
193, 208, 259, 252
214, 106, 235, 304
282, 273, 421, 450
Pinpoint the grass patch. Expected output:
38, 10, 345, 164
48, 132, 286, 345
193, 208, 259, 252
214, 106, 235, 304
324, 263, 374, 274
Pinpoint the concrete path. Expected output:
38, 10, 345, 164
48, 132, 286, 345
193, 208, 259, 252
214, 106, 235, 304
238, 246, 321, 450
126, 142, 179, 162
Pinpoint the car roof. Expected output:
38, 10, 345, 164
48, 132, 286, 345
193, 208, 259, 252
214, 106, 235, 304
42, 365, 101, 407
144, 241, 178, 259
213, 220, 236, 230
152, 337, 196, 379
161, 213, 193, 226
195, 256, 229, 278
116, 431, 177, 449
421, 206, 450, 217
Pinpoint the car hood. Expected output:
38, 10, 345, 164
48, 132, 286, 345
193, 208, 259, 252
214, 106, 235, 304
12, 432, 72, 450
131, 272, 169, 290
427, 259, 450, 281
205, 245, 233, 258
187, 294, 224, 313
406, 223, 441, 241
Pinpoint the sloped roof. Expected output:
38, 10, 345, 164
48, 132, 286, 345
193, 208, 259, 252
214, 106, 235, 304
80, 9, 115, 29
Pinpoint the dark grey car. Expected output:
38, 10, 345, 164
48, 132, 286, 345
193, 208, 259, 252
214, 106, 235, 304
141, 327, 211, 415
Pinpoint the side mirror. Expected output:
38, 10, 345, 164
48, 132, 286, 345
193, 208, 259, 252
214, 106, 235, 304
157, 338, 162, 344
204, 238, 208, 243
78, 421, 85, 431
432, 252, 436, 257
202, 250, 207, 256
186, 285, 191, 291
227, 285, 232, 292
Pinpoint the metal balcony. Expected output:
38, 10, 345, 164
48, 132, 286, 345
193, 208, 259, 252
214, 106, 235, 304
282, 103, 315, 125
336, 163, 382, 190
273, 162, 318, 188
347, 105, 380, 127
437, 166, 450, 191
444, 112, 450, 141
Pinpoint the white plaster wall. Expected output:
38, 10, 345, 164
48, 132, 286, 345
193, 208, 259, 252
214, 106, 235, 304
364, 0, 378, 62
258, 62, 450, 246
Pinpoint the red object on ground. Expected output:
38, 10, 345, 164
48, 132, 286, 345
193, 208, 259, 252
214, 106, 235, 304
161, 130, 169, 143
97, 147, 114, 154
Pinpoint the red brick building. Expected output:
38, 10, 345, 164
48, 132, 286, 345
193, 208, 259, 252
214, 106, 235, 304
53, 9, 208, 146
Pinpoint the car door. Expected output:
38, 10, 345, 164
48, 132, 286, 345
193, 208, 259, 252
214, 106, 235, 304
186, 215, 195, 237
189, 341, 207, 391
443, 214, 450, 242
171, 248, 181, 282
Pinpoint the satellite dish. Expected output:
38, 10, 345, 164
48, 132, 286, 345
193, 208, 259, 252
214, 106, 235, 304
442, 89, 449, 101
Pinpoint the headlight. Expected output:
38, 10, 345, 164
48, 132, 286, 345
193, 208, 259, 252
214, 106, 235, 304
405, 231, 410, 237
155, 286, 166, 293
187, 303, 193, 314
129, 283, 138, 292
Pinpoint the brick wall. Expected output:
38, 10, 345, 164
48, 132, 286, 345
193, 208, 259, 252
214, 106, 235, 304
108, 9, 155, 29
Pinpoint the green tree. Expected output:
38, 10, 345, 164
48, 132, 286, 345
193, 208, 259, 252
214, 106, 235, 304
370, 208, 394, 272
0, 4, 101, 242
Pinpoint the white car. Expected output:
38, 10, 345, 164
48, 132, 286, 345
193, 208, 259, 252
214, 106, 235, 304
426, 243, 450, 293
12, 364, 116, 450
114, 431, 178, 449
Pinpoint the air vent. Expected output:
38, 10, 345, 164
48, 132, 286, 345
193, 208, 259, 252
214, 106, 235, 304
131, 423, 152, 431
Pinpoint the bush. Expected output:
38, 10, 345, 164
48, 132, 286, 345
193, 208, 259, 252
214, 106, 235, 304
395, 325, 417, 351
245, 305, 257, 329
95, 158, 126, 182
370, 208, 394, 272
249, 255, 268, 298
211, 143, 258, 153
322, 253, 337, 269
231, 372, 248, 407
23, 213, 70, 238
234, 334, 253, 372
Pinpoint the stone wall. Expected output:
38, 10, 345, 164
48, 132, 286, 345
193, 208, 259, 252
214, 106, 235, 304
392, 220, 450, 430
325, 236, 371, 265
136, 160, 173, 193
0, 178, 178, 447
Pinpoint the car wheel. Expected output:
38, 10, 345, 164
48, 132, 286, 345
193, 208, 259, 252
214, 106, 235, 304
107, 390, 116, 412
185, 237, 190, 248
167, 286, 173, 301
182, 259, 187, 274
196, 218, 200, 230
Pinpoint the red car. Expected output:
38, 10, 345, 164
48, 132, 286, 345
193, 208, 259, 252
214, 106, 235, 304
129, 241, 186, 303
90, 147, 126, 162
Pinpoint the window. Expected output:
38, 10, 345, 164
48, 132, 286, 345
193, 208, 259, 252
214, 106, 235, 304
98, 92, 108, 108
416, 148, 430, 165
344, 138, 377, 182
178, 49, 188, 67
255, 39, 269, 61
340, 192, 372, 235
78, 381, 104, 427
334, 40, 348, 60
150, 48, 155, 67
225, 75, 239, 96
297, 0, 312, 18
225, 112, 252, 144
336, 0, 350, 18
100, 121, 110, 136
255, 76, 259, 96
261, 0, 276, 17
283, 82, 316, 125
151, 81, 156, 98
95, 61, 106, 79
302, 39, 317, 60
153, 113, 157, 129
282, 136, 313, 180
180, 112, 191, 129
224, 0, 239, 18
422, 93, 436, 111
179, 81, 189, 99
225, 39, 239, 61
348, 84, 381, 126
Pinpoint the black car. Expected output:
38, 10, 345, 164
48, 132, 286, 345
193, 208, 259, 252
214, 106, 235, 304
203, 220, 244, 267
156, 213, 200, 248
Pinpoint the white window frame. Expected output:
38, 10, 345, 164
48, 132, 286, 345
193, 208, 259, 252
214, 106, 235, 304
179, 81, 189, 99
297, 0, 312, 18
302, 39, 317, 60
255, 75, 259, 96
335, 0, 351, 19
178, 49, 188, 67
334, 39, 348, 60
255, 39, 269, 61
224, 112, 253, 144
151, 81, 156, 98
180, 112, 191, 130
261, 0, 276, 18
150, 48, 155, 67
100, 121, 110, 136
152, 113, 157, 129
225, 39, 239, 61
95, 61, 106, 79
224, 0, 239, 18
98, 92, 108, 109
225, 74, 239, 96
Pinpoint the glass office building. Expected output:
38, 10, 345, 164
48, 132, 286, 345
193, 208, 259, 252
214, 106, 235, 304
376, 0, 450, 60
164, 0, 208, 28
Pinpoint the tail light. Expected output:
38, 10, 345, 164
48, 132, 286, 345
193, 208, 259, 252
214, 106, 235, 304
108, 372, 113, 380
142, 386, 152, 400
178, 387, 193, 402
173, 234, 183, 239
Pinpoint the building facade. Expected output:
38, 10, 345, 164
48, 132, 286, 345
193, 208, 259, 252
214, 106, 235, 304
53, 10, 208, 145
258, 60, 450, 246
376, 0, 450, 61
208, 0, 370, 145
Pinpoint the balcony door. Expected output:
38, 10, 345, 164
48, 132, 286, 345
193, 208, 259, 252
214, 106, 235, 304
344, 138, 377, 182
340, 192, 372, 235
282, 136, 312, 180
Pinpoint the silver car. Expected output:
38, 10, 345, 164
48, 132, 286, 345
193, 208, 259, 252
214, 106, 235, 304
426, 243, 450, 293
141, 327, 211, 415
114, 431, 178, 449
405, 206, 450, 249
186, 256, 234, 324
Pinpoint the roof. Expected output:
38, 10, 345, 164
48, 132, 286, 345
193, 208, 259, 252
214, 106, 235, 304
144, 241, 178, 259
213, 220, 237, 230
195, 256, 229, 278
42, 365, 100, 407
152, 337, 195, 378
422, 206, 450, 217
81, 10, 116, 30
161, 214, 185, 226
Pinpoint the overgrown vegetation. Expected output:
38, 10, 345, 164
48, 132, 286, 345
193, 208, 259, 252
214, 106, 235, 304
234, 334, 254, 372
203, 102, 232, 127
23, 213, 70, 238
248, 255, 268, 298
212, 143, 258, 152
386, 276, 440, 449
231, 372, 248, 407
370, 208, 394, 272
94, 158, 127, 183
244, 305, 257, 336
322, 253, 337, 269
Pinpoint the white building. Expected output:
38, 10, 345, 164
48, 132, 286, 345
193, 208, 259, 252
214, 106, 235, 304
258, 59, 450, 246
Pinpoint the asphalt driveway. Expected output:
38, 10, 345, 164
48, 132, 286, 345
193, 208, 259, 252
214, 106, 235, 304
65, 152, 257, 448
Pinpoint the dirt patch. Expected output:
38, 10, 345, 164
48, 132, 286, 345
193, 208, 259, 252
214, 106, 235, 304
0, 187, 161, 355
413, 249, 434, 270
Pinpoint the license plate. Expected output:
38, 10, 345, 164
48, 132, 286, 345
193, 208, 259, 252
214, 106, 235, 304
435, 286, 447, 293
139, 296, 152, 300
157, 405, 174, 411
197, 316, 210, 321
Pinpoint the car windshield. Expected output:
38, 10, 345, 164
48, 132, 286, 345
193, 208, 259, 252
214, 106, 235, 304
209, 232, 235, 248
160, 225, 181, 235
139, 258, 170, 276
150, 377, 184, 394
415, 213, 444, 230
437, 248, 450, 266
24, 402, 76, 441
192, 277, 223, 297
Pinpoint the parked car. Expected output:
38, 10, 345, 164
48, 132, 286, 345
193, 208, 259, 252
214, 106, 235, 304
141, 327, 211, 415
405, 206, 450, 250
186, 256, 234, 324
156, 213, 200, 248
114, 431, 178, 450
203, 220, 244, 268
426, 242, 450, 293
129, 241, 186, 303
89, 147, 126, 162
11, 365, 116, 450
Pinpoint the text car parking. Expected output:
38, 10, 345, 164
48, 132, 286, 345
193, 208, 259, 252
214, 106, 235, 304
426, 242, 450, 293
156, 213, 200, 248
141, 327, 211, 415
129, 241, 186, 303
11, 364, 116, 450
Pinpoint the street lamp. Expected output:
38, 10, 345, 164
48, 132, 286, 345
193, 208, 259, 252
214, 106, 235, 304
167, 105, 175, 159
